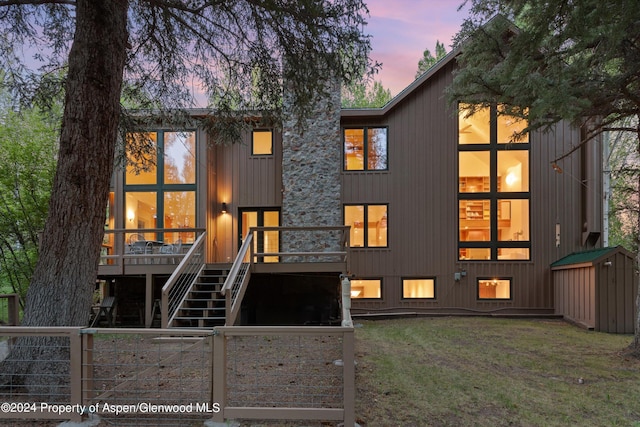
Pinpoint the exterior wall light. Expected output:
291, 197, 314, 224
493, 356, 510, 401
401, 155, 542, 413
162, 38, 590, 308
221, 202, 228, 214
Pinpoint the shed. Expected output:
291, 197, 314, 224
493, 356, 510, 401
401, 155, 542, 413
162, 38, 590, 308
551, 246, 637, 333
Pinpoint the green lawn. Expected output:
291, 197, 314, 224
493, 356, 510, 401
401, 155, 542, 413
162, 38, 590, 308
354, 317, 640, 427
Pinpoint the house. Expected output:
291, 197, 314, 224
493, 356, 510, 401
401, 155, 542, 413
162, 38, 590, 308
97, 48, 612, 328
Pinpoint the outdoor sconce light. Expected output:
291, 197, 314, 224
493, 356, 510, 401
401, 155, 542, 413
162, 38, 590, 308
221, 202, 228, 214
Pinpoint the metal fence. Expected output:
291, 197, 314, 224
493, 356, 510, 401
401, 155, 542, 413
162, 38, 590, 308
0, 325, 355, 426
212, 326, 355, 426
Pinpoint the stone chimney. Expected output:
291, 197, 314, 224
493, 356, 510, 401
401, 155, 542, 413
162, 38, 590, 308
281, 66, 342, 254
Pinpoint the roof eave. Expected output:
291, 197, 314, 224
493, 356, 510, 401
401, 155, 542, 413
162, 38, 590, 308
341, 45, 462, 119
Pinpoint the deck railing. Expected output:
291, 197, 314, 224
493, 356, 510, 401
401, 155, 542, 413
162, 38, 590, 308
99, 228, 205, 273
0, 294, 21, 325
221, 226, 351, 326
250, 225, 351, 266
221, 232, 253, 326
161, 232, 207, 328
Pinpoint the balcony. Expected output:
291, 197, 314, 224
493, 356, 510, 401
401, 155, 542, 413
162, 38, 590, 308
98, 228, 205, 276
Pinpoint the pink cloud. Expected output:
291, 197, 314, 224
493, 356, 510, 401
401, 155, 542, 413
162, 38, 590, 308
364, 0, 470, 96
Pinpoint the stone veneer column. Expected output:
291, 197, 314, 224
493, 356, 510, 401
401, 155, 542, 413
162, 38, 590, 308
281, 73, 342, 254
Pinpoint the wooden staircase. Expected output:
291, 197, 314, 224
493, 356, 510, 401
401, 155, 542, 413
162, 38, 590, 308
171, 267, 228, 328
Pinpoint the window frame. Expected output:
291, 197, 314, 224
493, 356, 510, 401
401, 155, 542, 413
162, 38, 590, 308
251, 129, 274, 156
344, 203, 389, 248
401, 277, 437, 300
350, 278, 383, 299
477, 277, 513, 300
124, 129, 198, 242
342, 126, 389, 171
458, 104, 531, 261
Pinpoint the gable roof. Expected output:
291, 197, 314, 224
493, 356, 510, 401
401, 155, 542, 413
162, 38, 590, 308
340, 15, 522, 120
551, 246, 634, 269
340, 45, 461, 119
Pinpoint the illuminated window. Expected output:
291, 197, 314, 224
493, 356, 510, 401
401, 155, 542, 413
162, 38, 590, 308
125, 131, 197, 243
402, 279, 435, 299
478, 278, 511, 300
344, 204, 388, 248
252, 130, 273, 155
458, 104, 530, 261
350, 279, 382, 299
343, 127, 388, 170
125, 132, 157, 185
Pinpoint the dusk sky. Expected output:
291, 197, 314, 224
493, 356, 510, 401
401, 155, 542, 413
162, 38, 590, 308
364, 0, 470, 96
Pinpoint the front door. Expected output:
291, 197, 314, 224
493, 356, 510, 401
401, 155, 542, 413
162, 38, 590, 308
238, 208, 280, 262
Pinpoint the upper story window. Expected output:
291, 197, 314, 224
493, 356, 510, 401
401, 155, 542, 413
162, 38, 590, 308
252, 130, 273, 155
458, 104, 530, 261
344, 204, 388, 248
343, 127, 388, 171
125, 131, 197, 244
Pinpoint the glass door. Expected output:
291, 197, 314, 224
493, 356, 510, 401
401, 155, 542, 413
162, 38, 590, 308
239, 208, 280, 263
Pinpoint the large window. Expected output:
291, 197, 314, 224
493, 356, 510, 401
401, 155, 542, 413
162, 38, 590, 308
458, 104, 530, 261
344, 204, 388, 248
343, 127, 388, 171
125, 131, 197, 244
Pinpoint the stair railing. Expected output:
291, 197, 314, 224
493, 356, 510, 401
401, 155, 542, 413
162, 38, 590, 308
221, 231, 253, 325
161, 232, 206, 328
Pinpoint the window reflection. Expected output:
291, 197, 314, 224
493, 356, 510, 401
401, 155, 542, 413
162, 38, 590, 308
124, 131, 198, 243
497, 106, 528, 143
164, 132, 196, 184
126, 132, 157, 185
367, 128, 388, 170
344, 127, 387, 170
164, 191, 196, 243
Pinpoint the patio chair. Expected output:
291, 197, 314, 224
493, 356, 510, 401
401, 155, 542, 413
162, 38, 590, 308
160, 239, 182, 263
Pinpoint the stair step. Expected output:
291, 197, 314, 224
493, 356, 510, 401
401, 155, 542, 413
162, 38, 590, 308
180, 306, 225, 311
169, 267, 229, 329
174, 316, 226, 321
185, 298, 226, 305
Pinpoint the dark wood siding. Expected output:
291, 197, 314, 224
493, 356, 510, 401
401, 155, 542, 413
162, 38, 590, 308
343, 60, 595, 315
208, 129, 283, 262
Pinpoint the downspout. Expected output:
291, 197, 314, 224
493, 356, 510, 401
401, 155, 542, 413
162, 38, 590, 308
603, 130, 610, 247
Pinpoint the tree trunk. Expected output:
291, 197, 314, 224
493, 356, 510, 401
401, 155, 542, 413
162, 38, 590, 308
1, 0, 129, 396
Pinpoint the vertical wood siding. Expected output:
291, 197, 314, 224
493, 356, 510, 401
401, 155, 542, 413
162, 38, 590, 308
207, 129, 283, 263
343, 60, 596, 315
